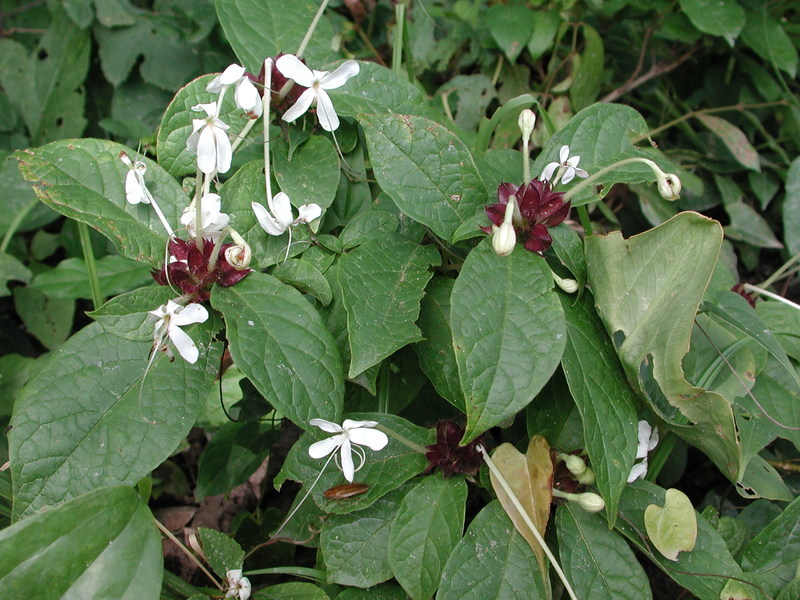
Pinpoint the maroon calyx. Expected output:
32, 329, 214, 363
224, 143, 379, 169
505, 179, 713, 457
425, 420, 486, 478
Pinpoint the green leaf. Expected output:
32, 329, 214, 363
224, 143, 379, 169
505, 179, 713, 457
321, 488, 406, 588
437, 501, 548, 600
0, 486, 161, 600
214, 0, 334, 72
340, 211, 399, 250
0, 11, 89, 145
556, 504, 652, 600
615, 481, 742, 600
272, 258, 333, 306
333, 583, 408, 600
211, 271, 344, 429
0, 355, 38, 418
13, 286, 74, 350
531, 105, 677, 206
724, 201, 783, 248
451, 241, 566, 444
644, 488, 698, 561
527, 11, 561, 61
740, 12, 798, 78
258, 582, 330, 600
559, 290, 638, 524
272, 135, 340, 211
338, 233, 440, 377
781, 157, 800, 256
156, 74, 253, 178
30, 255, 153, 300
570, 24, 604, 111
678, 0, 745, 44
88, 285, 175, 342
696, 114, 760, 172
388, 474, 467, 600
196, 421, 276, 499
14, 139, 188, 266
359, 113, 488, 243
274, 413, 433, 515
197, 527, 245, 577
585, 212, 740, 482
414, 277, 465, 412
741, 495, 800, 595
0, 253, 31, 297
756, 299, 800, 363
486, 6, 534, 62
0, 157, 58, 236
9, 320, 222, 518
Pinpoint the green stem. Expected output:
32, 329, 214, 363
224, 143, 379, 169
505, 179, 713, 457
161, 569, 212, 599
760, 252, 800, 289
376, 424, 428, 454
244, 567, 326, 581
563, 157, 657, 203
230, 117, 257, 154
296, 0, 331, 58
77, 221, 103, 310
478, 445, 579, 600
154, 518, 223, 591
522, 138, 531, 185
744, 283, 800, 311
575, 205, 593, 236
392, 3, 405, 74
645, 432, 676, 482
377, 361, 391, 413
0, 198, 37, 254
263, 58, 274, 210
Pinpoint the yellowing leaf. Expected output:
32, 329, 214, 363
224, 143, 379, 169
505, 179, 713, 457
644, 488, 697, 561
489, 435, 553, 575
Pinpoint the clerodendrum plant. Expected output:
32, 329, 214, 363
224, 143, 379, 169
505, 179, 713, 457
2, 1, 799, 600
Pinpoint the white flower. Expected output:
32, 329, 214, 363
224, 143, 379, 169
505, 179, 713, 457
119, 151, 153, 205
627, 420, 659, 483
186, 102, 232, 174
180, 193, 230, 241
207, 64, 262, 119
275, 55, 360, 132
308, 418, 389, 482
540, 145, 589, 185
252, 192, 321, 236
149, 300, 208, 364
225, 569, 251, 600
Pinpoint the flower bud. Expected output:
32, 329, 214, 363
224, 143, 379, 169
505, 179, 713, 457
225, 243, 252, 270
518, 109, 536, 144
576, 492, 605, 513
492, 197, 517, 256
559, 453, 587, 476
657, 172, 682, 201
552, 272, 578, 294
576, 468, 596, 486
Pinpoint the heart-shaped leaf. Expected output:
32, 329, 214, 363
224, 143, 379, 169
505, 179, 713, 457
644, 488, 698, 561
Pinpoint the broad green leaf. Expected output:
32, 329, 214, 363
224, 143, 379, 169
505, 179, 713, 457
359, 113, 487, 243
570, 24, 604, 111
414, 277, 465, 412
338, 233, 440, 377
486, 6, 534, 62
321, 487, 406, 588
644, 488, 698, 561
615, 481, 741, 600
559, 290, 638, 524
14, 139, 188, 266
195, 421, 276, 499
488, 437, 553, 578
585, 212, 740, 481
0, 486, 161, 600
30, 255, 153, 300
88, 285, 175, 342
530, 105, 677, 206
258, 582, 330, 600
696, 114, 760, 172
724, 201, 783, 248
0, 11, 89, 145
274, 413, 433, 515
156, 74, 253, 178
777, 579, 800, 600
741, 12, 798, 78
272, 258, 333, 306
0, 355, 38, 418
549, 225, 587, 289
678, 0, 745, 44
556, 504, 652, 600
526, 372, 584, 452
0, 253, 31, 296
388, 474, 467, 600
737, 454, 792, 502
273, 135, 340, 211
437, 501, 548, 600
527, 11, 561, 61
782, 157, 800, 256
12, 286, 74, 350
741, 495, 800, 595
9, 320, 222, 518
197, 527, 245, 577
0, 157, 58, 236
451, 241, 565, 443
214, 0, 334, 72
756, 299, 800, 363
340, 211, 399, 250
211, 271, 344, 428
334, 583, 408, 600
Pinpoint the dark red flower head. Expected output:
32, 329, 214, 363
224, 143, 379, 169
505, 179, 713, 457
483, 180, 570, 254
425, 420, 486, 478
731, 283, 756, 308
152, 237, 250, 302
259, 54, 305, 116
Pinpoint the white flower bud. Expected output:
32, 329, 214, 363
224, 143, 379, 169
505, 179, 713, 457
518, 109, 536, 144
657, 172, 682, 201
576, 468, 596, 486
492, 197, 517, 257
225, 243, 252, 270
552, 272, 578, 294
560, 453, 587, 477
576, 492, 605, 513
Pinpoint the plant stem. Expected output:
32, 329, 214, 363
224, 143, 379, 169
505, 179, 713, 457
744, 283, 800, 311
77, 221, 103, 310
575, 205, 593, 236
392, 3, 405, 75
376, 424, 428, 454
296, 0, 330, 58
377, 361, 391, 413
245, 567, 326, 581
154, 518, 223, 591
760, 252, 800, 289
263, 58, 275, 211
478, 444, 579, 600
0, 198, 37, 253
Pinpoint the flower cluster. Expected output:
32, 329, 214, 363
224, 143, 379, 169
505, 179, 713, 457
424, 420, 485, 477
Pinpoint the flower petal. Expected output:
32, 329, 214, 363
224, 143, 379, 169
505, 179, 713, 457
627, 460, 648, 483
342, 419, 379, 429
207, 64, 246, 92
252, 201, 286, 235
310, 418, 344, 433
309, 435, 344, 458
196, 126, 218, 174
125, 171, 145, 204
168, 323, 199, 363
319, 60, 360, 89
561, 167, 575, 185
213, 127, 233, 173
192, 102, 217, 118
348, 428, 389, 451
296, 203, 322, 224
272, 192, 295, 228
276, 54, 316, 87
339, 438, 355, 482
172, 303, 209, 326
235, 77, 261, 112
540, 162, 559, 182
315, 90, 340, 131
281, 88, 315, 123
559, 145, 570, 163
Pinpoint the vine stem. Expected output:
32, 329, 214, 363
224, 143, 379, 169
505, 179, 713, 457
0, 198, 36, 253
154, 518, 223, 591
77, 221, 103, 310
296, 0, 330, 58
760, 251, 800, 289
477, 444, 579, 600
